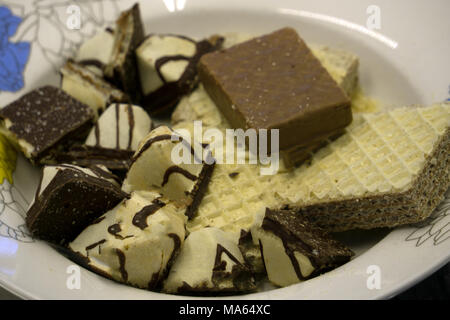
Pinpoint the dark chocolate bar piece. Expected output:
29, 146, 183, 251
198, 27, 352, 152
26, 164, 128, 245
137, 34, 224, 115
0, 85, 95, 165
104, 3, 145, 103
250, 208, 354, 287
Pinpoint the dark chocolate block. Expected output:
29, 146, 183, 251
198, 27, 352, 152
26, 164, 128, 245
137, 34, 224, 115
0, 85, 95, 165
104, 3, 145, 103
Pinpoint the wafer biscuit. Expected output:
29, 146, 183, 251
181, 102, 449, 234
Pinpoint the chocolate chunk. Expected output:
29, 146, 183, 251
137, 34, 224, 115
198, 27, 352, 155
122, 126, 215, 219
0, 85, 95, 165
61, 60, 129, 115
26, 164, 128, 245
104, 3, 145, 103
250, 208, 354, 287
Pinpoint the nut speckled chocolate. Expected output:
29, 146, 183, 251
198, 27, 352, 152
0, 85, 95, 164
26, 164, 127, 245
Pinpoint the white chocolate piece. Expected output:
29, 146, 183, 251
163, 227, 254, 293
75, 30, 115, 76
136, 35, 197, 95
85, 103, 152, 151
69, 191, 186, 290
250, 227, 314, 287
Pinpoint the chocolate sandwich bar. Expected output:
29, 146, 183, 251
136, 34, 223, 114
122, 125, 215, 219
163, 227, 255, 294
69, 191, 186, 290
58, 103, 153, 172
198, 27, 352, 164
26, 164, 127, 245
61, 60, 129, 115
104, 3, 144, 102
0, 85, 95, 165
250, 208, 354, 287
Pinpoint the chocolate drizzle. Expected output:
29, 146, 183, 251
78, 59, 105, 70
131, 134, 173, 164
107, 223, 133, 240
132, 202, 165, 230
85, 239, 106, 253
140, 34, 224, 114
213, 244, 243, 272
162, 165, 198, 187
126, 104, 135, 150
148, 272, 160, 290
131, 131, 203, 166
94, 122, 100, 147
115, 248, 128, 282
115, 103, 120, 149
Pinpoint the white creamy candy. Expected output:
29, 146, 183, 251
69, 190, 187, 290
75, 29, 115, 76
162, 227, 255, 293
122, 125, 214, 219
136, 35, 197, 95
85, 103, 152, 151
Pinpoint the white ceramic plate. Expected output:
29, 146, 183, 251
0, 0, 448, 300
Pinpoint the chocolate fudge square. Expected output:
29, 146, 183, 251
0, 85, 95, 165
198, 27, 352, 152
